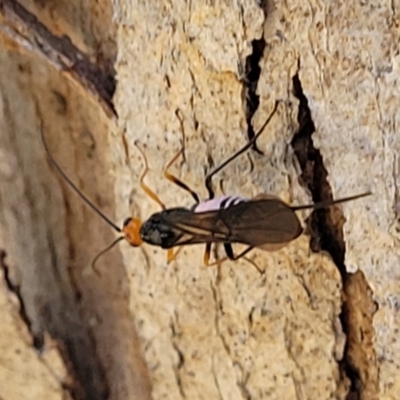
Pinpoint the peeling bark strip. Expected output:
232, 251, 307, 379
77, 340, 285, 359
342, 272, 379, 400
290, 71, 378, 400
0, 0, 115, 116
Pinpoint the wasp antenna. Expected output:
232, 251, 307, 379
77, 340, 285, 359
292, 191, 372, 211
40, 125, 122, 233
91, 237, 124, 276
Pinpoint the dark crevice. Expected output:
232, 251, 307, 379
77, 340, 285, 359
51, 214, 109, 400
290, 71, 378, 400
0, 250, 44, 349
291, 73, 346, 274
243, 38, 266, 154
49, 301, 109, 399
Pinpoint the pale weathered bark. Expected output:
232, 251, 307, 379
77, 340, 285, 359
0, 0, 399, 400
0, 1, 150, 399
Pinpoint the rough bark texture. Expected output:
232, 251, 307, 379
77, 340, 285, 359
0, 1, 150, 399
0, 0, 399, 400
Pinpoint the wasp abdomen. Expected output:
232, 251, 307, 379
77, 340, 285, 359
193, 196, 249, 213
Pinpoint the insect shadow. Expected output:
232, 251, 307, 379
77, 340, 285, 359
41, 101, 371, 274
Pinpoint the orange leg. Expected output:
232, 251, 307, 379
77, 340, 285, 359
163, 112, 200, 203
135, 139, 200, 210
171, 244, 224, 268
135, 113, 201, 264
203, 243, 261, 272
167, 246, 184, 264
163, 149, 200, 203
204, 257, 229, 267
135, 142, 166, 210
203, 243, 212, 266
202, 243, 229, 267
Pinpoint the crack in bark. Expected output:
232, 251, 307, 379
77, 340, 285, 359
0, 0, 115, 117
241, 1, 273, 154
0, 250, 43, 349
211, 357, 225, 400
170, 318, 187, 399
234, 361, 252, 400
243, 37, 266, 155
0, 250, 81, 399
283, 318, 306, 380
290, 70, 378, 400
210, 279, 231, 358
37, 348, 78, 397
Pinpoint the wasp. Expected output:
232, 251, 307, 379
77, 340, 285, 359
41, 101, 371, 270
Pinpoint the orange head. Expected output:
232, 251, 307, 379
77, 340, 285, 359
122, 217, 143, 247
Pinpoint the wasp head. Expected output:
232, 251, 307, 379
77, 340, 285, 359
122, 217, 143, 247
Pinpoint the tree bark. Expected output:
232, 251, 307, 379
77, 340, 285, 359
0, 1, 398, 400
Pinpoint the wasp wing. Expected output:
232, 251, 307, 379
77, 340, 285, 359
160, 196, 303, 248
224, 197, 303, 246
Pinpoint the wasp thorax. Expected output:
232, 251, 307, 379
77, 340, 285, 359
122, 217, 143, 247
140, 212, 180, 248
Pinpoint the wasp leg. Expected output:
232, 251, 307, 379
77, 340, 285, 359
203, 243, 212, 266
204, 243, 229, 268
135, 142, 166, 210
204, 100, 280, 199
224, 243, 263, 274
167, 246, 184, 264
203, 244, 261, 271
164, 148, 200, 204
224, 243, 254, 260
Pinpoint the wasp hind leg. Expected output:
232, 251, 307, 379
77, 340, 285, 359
204, 101, 280, 199
202, 243, 261, 272
224, 243, 253, 260
224, 243, 263, 274
203, 243, 251, 267
203, 243, 229, 270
